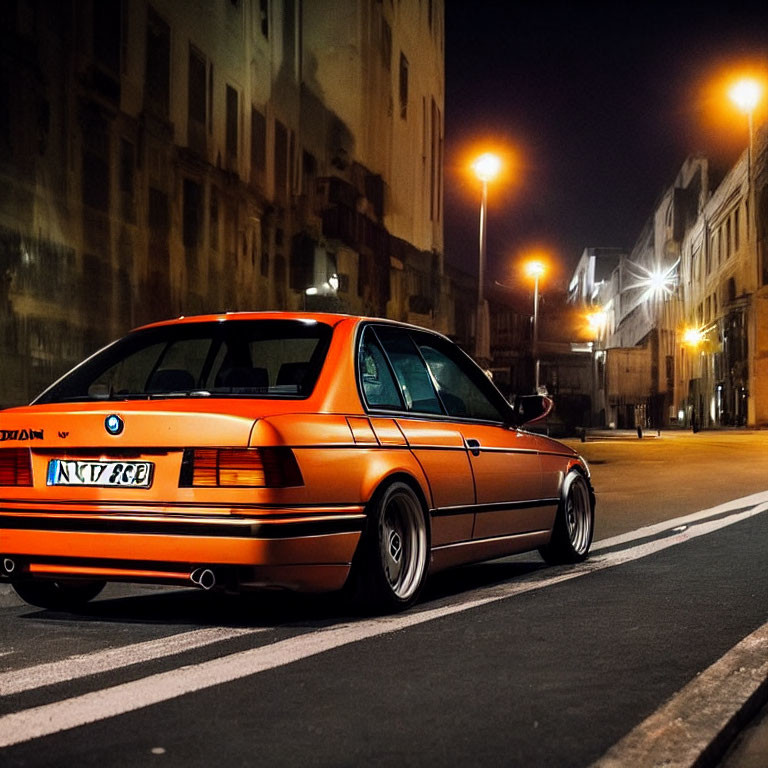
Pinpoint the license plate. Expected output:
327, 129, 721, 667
47, 459, 154, 488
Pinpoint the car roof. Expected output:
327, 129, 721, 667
131, 311, 450, 340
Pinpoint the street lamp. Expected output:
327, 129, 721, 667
524, 259, 546, 393
472, 152, 502, 363
729, 77, 761, 237
728, 76, 762, 425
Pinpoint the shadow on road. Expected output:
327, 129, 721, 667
12, 556, 550, 629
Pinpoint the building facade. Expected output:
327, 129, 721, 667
572, 135, 768, 429
0, 0, 446, 407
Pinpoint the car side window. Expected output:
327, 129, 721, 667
359, 328, 405, 410
374, 326, 442, 414
415, 335, 507, 423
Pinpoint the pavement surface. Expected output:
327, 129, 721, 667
2, 429, 768, 766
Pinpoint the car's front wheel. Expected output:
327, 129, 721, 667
539, 470, 594, 564
12, 578, 106, 610
349, 481, 429, 613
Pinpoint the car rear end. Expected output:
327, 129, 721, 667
0, 314, 366, 601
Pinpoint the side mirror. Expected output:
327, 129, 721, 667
511, 394, 553, 426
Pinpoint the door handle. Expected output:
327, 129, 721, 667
465, 438, 481, 457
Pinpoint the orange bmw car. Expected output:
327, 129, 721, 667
0, 312, 594, 613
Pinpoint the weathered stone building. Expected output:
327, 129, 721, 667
0, 0, 446, 407
572, 134, 768, 429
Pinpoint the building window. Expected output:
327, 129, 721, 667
81, 119, 110, 213
734, 207, 740, 250
261, 226, 269, 277
225, 85, 238, 161
0, 77, 9, 149
93, 0, 121, 76
208, 64, 214, 134
148, 187, 169, 235
188, 46, 207, 154
183, 179, 202, 249
145, 7, 170, 117
259, 0, 269, 38
399, 53, 409, 119
381, 19, 392, 70
274, 120, 288, 198
119, 138, 135, 222
210, 187, 219, 251
250, 107, 266, 182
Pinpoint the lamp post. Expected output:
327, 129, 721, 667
525, 259, 546, 393
728, 77, 762, 426
472, 152, 501, 363
587, 309, 608, 427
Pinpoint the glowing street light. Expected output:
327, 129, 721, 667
682, 327, 704, 348
729, 78, 762, 116
524, 258, 546, 393
472, 152, 502, 362
586, 309, 607, 337
728, 76, 762, 233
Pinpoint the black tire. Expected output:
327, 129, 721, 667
12, 579, 106, 610
538, 471, 594, 564
347, 481, 429, 613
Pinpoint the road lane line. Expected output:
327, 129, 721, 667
0, 627, 266, 696
592, 490, 768, 551
591, 620, 768, 768
1, 497, 766, 748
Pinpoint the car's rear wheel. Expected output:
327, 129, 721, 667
349, 481, 429, 613
12, 578, 106, 610
539, 471, 593, 564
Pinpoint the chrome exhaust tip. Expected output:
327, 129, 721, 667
2, 558, 16, 575
190, 567, 216, 591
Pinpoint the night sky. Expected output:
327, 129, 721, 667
443, 1, 768, 289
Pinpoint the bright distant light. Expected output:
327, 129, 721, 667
729, 78, 762, 114
625, 258, 679, 304
586, 310, 607, 334
473, 152, 502, 183
525, 260, 546, 279
682, 327, 704, 347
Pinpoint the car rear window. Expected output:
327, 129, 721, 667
35, 320, 332, 403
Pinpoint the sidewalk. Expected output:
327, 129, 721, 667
571, 427, 765, 442
721, 699, 768, 766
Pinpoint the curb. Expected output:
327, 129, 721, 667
592, 622, 768, 767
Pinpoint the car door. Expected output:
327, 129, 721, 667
412, 332, 550, 541
358, 325, 476, 547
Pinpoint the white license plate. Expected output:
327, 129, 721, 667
47, 459, 154, 488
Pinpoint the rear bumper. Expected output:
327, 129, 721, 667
0, 505, 365, 593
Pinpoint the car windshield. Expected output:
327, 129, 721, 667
34, 320, 333, 404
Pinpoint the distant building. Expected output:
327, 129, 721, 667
0, 0, 445, 406
571, 139, 768, 429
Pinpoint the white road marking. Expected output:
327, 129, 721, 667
0, 496, 765, 748
592, 620, 768, 768
0, 627, 266, 696
591, 490, 768, 552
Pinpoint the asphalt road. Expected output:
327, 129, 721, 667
1, 430, 767, 767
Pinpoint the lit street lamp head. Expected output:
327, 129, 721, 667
586, 310, 607, 336
682, 327, 704, 347
729, 78, 762, 114
525, 260, 546, 279
473, 152, 502, 183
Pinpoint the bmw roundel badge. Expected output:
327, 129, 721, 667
105, 414, 124, 436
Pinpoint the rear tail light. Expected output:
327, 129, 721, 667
180, 448, 303, 488
0, 449, 33, 486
